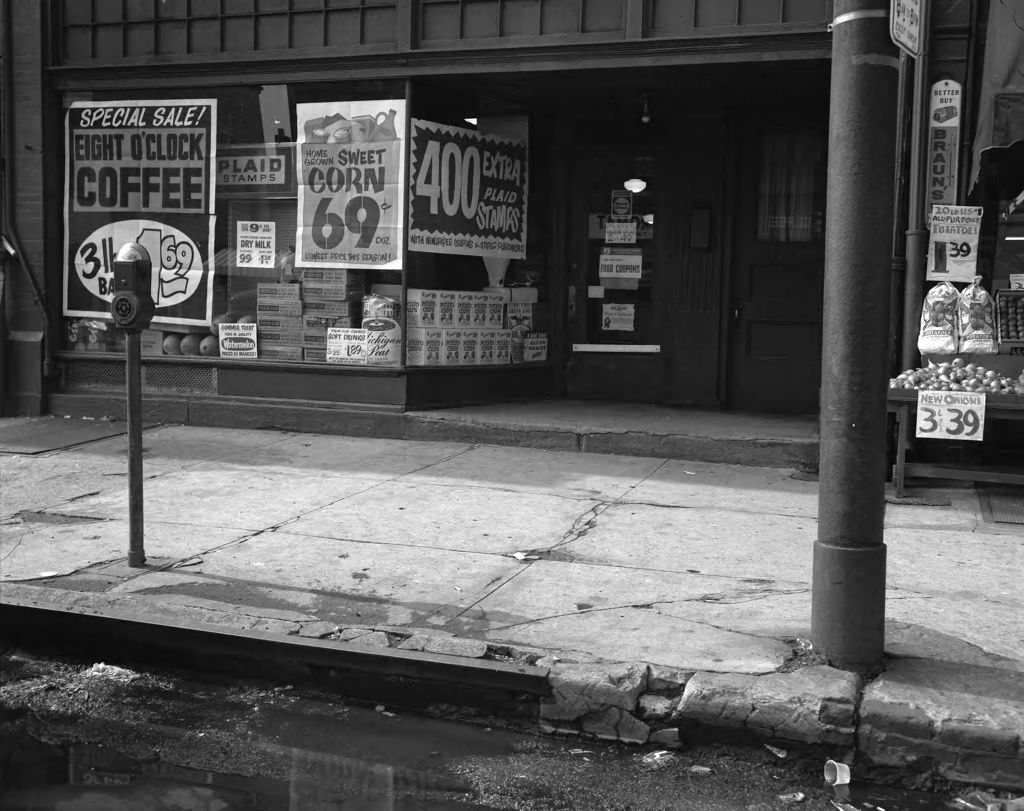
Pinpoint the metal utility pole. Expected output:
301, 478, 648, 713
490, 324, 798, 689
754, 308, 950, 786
812, 0, 901, 672
900, 1, 931, 370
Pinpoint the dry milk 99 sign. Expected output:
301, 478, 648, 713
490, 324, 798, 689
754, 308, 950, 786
408, 120, 527, 260
63, 99, 217, 327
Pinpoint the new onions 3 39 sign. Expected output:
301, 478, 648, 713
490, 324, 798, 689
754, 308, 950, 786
63, 99, 217, 327
409, 120, 527, 260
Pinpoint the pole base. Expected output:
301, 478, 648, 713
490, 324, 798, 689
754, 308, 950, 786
127, 551, 146, 568
811, 541, 887, 673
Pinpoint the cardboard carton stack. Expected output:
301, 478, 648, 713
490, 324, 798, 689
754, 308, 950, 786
256, 283, 303, 360
406, 288, 514, 366
484, 287, 547, 364
300, 268, 364, 362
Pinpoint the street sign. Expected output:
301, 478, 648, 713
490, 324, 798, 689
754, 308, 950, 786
890, 0, 922, 57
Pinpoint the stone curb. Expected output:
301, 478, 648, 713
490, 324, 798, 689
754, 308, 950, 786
858, 662, 1024, 791
535, 659, 1024, 791
538, 662, 860, 750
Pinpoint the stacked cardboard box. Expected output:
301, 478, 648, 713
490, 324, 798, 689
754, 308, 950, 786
256, 283, 302, 359
300, 268, 364, 362
406, 289, 509, 366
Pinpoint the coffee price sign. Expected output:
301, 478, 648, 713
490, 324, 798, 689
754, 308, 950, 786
915, 390, 986, 441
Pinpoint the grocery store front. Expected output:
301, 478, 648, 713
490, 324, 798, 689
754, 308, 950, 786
49, 63, 829, 425
7, 2, 837, 426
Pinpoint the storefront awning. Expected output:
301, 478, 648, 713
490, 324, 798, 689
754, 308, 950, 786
970, 1, 1024, 196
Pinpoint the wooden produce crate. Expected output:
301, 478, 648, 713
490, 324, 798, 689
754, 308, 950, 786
996, 289, 1024, 349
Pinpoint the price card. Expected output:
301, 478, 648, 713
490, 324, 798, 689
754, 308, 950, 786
237, 221, 275, 269
915, 390, 986, 441
604, 221, 637, 244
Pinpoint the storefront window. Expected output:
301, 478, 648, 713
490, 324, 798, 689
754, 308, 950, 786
756, 129, 824, 243
60, 81, 542, 368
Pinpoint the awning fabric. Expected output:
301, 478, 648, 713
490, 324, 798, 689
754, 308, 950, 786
970, 1, 1024, 194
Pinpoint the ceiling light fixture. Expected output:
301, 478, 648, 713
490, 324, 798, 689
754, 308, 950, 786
624, 178, 647, 194
640, 95, 651, 125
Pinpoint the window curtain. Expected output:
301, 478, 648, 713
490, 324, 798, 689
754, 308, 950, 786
757, 129, 823, 243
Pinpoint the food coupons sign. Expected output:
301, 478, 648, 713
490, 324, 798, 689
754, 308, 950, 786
409, 120, 527, 260
296, 102, 405, 270
64, 99, 217, 327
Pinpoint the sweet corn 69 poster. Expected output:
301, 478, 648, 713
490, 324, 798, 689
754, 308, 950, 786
295, 101, 406, 270
63, 99, 217, 327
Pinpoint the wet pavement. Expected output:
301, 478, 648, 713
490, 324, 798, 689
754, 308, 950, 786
0, 650, 964, 811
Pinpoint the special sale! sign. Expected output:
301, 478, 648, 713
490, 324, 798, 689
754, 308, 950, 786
295, 101, 406, 270
63, 99, 217, 327
408, 120, 527, 260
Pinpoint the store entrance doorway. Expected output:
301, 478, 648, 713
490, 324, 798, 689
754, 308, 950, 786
565, 148, 667, 401
726, 124, 826, 414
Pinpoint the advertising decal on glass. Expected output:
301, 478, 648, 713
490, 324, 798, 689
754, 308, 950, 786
63, 99, 218, 327
408, 119, 527, 260
217, 144, 294, 196
295, 101, 406, 270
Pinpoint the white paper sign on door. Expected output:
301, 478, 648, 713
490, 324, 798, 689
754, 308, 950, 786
598, 247, 642, 280
604, 221, 637, 244
601, 302, 635, 331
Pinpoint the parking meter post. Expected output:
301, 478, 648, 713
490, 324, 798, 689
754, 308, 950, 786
125, 328, 145, 567
110, 241, 153, 569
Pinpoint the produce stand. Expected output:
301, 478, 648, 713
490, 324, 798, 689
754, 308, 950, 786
888, 388, 1024, 496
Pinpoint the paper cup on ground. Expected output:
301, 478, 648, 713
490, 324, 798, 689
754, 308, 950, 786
823, 760, 851, 786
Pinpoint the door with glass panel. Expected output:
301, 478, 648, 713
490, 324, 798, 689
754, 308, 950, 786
727, 125, 826, 413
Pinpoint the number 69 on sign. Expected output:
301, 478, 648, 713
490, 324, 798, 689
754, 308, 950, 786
915, 390, 986, 441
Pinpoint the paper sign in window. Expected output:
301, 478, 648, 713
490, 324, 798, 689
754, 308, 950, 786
602, 302, 635, 332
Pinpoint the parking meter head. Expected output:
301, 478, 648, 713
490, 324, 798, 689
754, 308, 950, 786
110, 242, 154, 329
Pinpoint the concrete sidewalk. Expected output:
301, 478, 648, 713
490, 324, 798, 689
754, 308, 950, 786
1, 419, 1022, 791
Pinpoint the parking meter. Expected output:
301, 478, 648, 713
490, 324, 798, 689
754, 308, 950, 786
110, 242, 154, 330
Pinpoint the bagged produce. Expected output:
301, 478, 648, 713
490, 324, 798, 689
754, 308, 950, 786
917, 281, 959, 355
957, 275, 998, 354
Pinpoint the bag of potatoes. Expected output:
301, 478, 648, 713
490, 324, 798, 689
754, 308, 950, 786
918, 281, 959, 355
957, 276, 997, 354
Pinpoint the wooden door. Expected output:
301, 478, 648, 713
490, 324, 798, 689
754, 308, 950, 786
565, 149, 667, 401
727, 125, 826, 413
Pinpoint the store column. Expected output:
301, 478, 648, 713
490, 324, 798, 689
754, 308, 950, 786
812, 0, 899, 672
